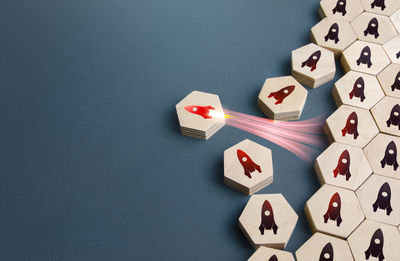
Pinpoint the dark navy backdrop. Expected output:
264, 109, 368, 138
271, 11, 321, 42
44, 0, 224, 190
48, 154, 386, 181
0, 0, 342, 260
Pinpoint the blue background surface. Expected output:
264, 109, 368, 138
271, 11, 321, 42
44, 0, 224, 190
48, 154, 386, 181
0, 0, 343, 260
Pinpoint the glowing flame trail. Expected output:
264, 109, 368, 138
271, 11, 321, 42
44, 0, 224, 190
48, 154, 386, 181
223, 109, 327, 163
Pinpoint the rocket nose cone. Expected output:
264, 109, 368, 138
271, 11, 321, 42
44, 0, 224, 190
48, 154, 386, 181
262, 199, 273, 214
362, 46, 371, 56
268, 255, 278, 261
320, 242, 334, 261
354, 77, 365, 88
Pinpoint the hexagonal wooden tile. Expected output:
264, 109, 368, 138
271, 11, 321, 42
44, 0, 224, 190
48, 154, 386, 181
239, 194, 298, 249
371, 96, 400, 137
257, 76, 308, 120
377, 63, 400, 98
348, 219, 400, 261
248, 247, 295, 261
319, 0, 364, 22
295, 232, 354, 261
341, 40, 391, 75
224, 139, 273, 195
351, 12, 397, 45
360, 0, 400, 16
315, 142, 372, 191
311, 17, 357, 57
291, 43, 335, 88
391, 8, 400, 33
324, 105, 379, 148
383, 35, 400, 64
356, 174, 400, 227
333, 71, 384, 109
176, 91, 225, 140
305, 184, 365, 239
363, 133, 400, 180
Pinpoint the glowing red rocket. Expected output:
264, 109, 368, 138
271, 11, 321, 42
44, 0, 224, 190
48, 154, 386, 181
184, 105, 215, 119
323, 192, 342, 227
237, 149, 262, 179
268, 85, 295, 105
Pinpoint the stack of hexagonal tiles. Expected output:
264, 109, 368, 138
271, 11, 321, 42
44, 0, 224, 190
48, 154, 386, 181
294, 0, 400, 260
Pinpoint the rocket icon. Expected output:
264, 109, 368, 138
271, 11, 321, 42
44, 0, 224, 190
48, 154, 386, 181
357, 46, 373, 68
364, 18, 380, 39
268, 85, 295, 105
323, 192, 342, 227
333, 149, 351, 181
332, 0, 347, 16
341, 111, 359, 139
365, 228, 385, 261
268, 255, 278, 261
259, 199, 278, 235
373, 182, 393, 216
301, 50, 321, 72
349, 76, 366, 102
380, 141, 399, 171
237, 149, 262, 179
386, 104, 400, 130
184, 105, 215, 119
324, 23, 340, 44
391, 71, 400, 92
319, 242, 334, 261
371, 0, 386, 10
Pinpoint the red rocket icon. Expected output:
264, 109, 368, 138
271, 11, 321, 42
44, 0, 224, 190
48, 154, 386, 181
333, 149, 351, 181
341, 111, 359, 139
237, 149, 262, 179
268, 85, 295, 105
184, 105, 215, 119
323, 192, 342, 227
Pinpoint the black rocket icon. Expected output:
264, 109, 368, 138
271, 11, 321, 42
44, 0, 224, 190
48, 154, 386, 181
341, 111, 359, 139
386, 104, 400, 130
259, 199, 278, 235
349, 76, 366, 102
301, 50, 321, 72
373, 182, 393, 216
333, 149, 351, 181
323, 192, 342, 227
365, 228, 385, 261
392, 71, 400, 92
380, 141, 399, 171
364, 18, 380, 39
268, 255, 278, 261
332, 0, 347, 16
357, 46, 373, 68
324, 23, 339, 44
371, 0, 386, 11
319, 242, 334, 261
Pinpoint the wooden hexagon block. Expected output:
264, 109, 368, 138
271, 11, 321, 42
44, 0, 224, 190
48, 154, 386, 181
176, 91, 225, 140
292, 43, 335, 88
333, 71, 384, 109
348, 219, 400, 261
315, 142, 372, 191
383, 35, 400, 64
351, 12, 397, 45
257, 76, 308, 120
360, 0, 400, 16
319, 0, 364, 22
224, 139, 273, 195
356, 174, 400, 227
363, 133, 400, 180
377, 63, 400, 98
324, 105, 379, 148
295, 232, 354, 261
248, 247, 295, 261
311, 17, 357, 57
341, 40, 391, 75
305, 184, 365, 239
391, 9, 400, 33
239, 194, 298, 249
371, 96, 400, 137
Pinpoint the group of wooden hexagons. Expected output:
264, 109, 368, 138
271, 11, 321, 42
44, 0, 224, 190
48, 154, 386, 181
250, 0, 400, 260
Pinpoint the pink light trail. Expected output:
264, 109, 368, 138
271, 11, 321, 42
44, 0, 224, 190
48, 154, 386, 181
224, 109, 327, 164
